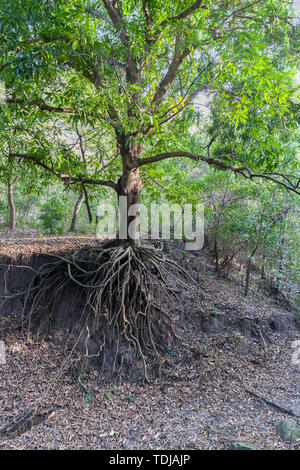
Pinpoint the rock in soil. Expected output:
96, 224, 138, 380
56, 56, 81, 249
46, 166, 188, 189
277, 419, 300, 441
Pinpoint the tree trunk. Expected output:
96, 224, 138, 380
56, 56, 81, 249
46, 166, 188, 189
278, 209, 288, 273
117, 168, 143, 245
244, 215, 264, 296
214, 239, 220, 274
117, 143, 144, 246
7, 173, 17, 230
261, 250, 266, 280
244, 258, 252, 296
69, 191, 84, 232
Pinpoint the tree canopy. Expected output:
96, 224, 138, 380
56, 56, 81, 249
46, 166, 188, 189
0, 0, 299, 203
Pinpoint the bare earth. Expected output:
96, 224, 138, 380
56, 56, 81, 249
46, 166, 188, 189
0, 236, 299, 450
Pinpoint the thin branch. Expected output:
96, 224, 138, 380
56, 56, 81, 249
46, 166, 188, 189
74, 3, 112, 25
0, 62, 13, 73
140, 170, 169, 190
29, 36, 72, 44
217, 0, 265, 25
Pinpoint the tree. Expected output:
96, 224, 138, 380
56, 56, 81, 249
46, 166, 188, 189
69, 191, 85, 232
0, 0, 299, 378
6, 168, 18, 230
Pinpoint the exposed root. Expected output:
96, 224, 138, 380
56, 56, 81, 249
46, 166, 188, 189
2, 240, 195, 382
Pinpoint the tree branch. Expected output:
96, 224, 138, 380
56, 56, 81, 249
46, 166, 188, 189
102, 0, 139, 83
151, 0, 205, 45
142, 0, 151, 45
136, 151, 300, 195
152, 35, 191, 108
9, 153, 118, 191
6, 99, 75, 114
102, 0, 128, 46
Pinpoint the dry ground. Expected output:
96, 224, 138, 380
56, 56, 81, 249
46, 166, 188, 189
0, 236, 299, 450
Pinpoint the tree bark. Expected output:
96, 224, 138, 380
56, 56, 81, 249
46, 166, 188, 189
244, 258, 252, 296
117, 143, 144, 245
69, 191, 84, 232
117, 167, 143, 245
244, 213, 264, 296
278, 207, 289, 273
7, 173, 17, 230
261, 252, 266, 280
214, 239, 220, 274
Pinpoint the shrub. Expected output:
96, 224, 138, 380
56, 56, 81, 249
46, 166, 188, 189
39, 195, 68, 234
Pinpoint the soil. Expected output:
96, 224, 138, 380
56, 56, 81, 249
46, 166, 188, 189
0, 235, 299, 450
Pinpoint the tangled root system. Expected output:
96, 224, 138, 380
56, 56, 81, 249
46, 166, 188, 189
9, 240, 193, 382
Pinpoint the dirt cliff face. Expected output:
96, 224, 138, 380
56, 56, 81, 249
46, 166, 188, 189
0, 237, 182, 381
